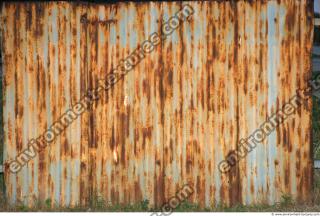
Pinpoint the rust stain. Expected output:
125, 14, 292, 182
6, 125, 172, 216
0, 0, 314, 207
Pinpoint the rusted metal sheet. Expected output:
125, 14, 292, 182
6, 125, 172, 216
0, 1, 314, 207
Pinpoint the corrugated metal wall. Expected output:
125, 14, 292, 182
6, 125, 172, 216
0, 1, 314, 207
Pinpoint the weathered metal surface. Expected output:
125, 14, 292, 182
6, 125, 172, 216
0, 1, 314, 207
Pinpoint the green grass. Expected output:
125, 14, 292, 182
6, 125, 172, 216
1, 185, 320, 212
313, 96, 320, 159
2, 172, 320, 212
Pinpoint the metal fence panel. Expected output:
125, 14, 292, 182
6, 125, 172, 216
0, 1, 314, 207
